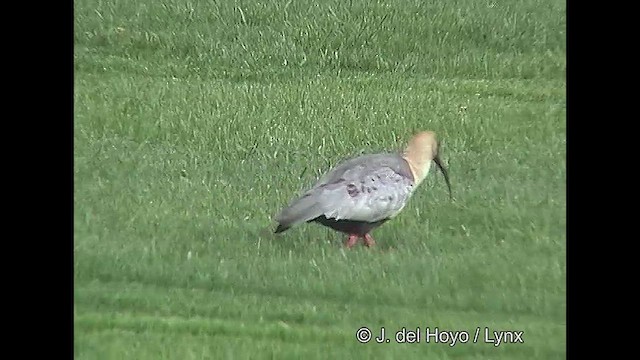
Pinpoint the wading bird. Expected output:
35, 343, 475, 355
274, 131, 452, 248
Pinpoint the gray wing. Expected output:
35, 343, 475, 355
315, 153, 414, 186
318, 165, 416, 222
276, 153, 416, 227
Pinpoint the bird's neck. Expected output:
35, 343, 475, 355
403, 155, 432, 186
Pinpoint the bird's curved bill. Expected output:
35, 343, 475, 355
433, 154, 452, 200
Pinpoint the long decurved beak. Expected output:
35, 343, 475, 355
433, 153, 452, 200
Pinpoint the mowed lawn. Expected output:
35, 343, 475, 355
74, 0, 566, 358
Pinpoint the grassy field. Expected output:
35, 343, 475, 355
74, 0, 566, 358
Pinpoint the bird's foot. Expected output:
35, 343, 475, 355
363, 234, 375, 247
345, 234, 359, 248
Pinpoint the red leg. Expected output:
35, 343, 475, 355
363, 234, 375, 247
345, 234, 359, 248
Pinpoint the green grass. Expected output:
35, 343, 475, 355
74, 0, 566, 358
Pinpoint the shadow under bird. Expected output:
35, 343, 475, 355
274, 131, 452, 248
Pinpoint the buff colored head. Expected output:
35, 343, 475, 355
402, 131, 452, 198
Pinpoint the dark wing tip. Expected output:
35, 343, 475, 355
274, 224, 290, 234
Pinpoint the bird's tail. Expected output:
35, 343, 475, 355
274, 191, 324, 233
